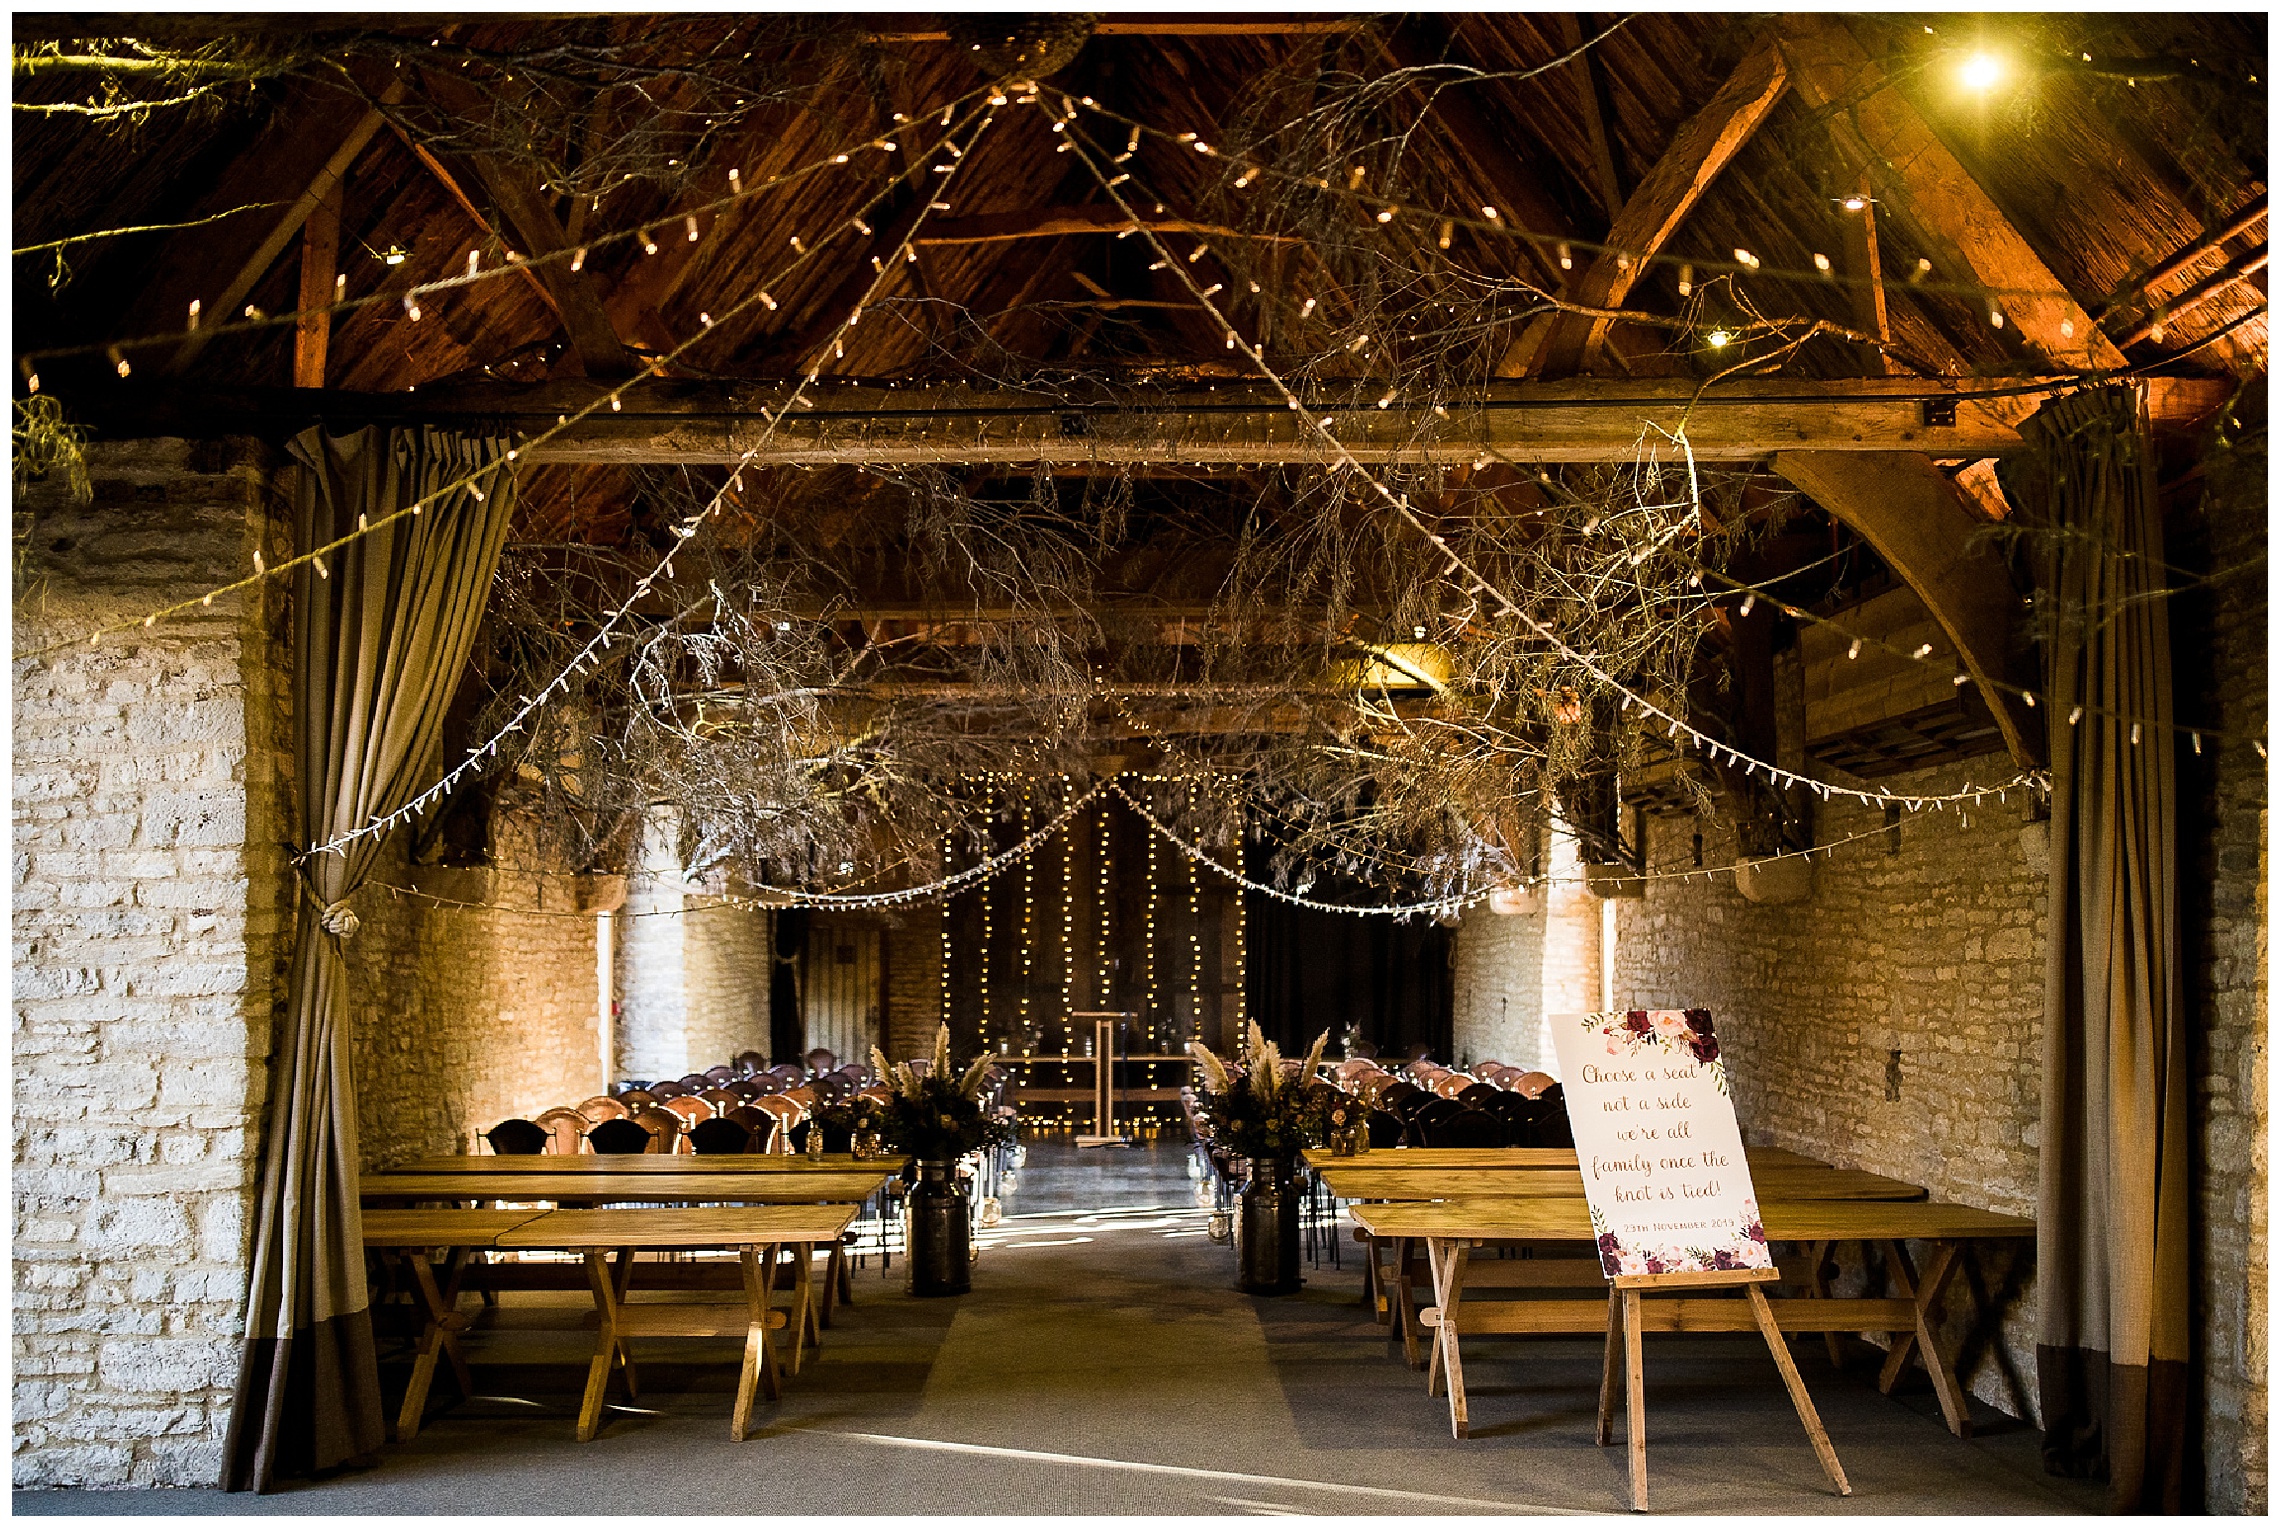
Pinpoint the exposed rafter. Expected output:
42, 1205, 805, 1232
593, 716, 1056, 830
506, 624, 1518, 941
1535, 33, 1790, 376
1778, 16, 2128, 373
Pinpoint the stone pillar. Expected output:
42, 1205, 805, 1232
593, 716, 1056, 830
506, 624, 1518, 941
12, 438, 291, 1487
1541, 823, 1604, 1021
615, 806, 688, 1081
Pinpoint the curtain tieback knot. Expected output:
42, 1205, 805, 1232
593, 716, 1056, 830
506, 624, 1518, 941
297, 874, 362, 940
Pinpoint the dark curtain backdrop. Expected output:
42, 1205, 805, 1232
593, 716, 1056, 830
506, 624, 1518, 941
2000, 385, 2191, 1512
224, 427, 516, 1491
770, 907, 808, 1064
1244, 892, 1452, 1062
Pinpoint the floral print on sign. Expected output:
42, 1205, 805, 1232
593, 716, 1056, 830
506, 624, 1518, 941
1585, 1007, 1726, 1089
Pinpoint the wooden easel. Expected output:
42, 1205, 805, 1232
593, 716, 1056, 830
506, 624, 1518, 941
1595, 1266, 1851, 1511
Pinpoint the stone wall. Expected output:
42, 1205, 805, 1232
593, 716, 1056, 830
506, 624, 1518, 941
682, 900, 772, 1070
1451, 896, 1549, 1070
883, 909, 945, 1060
1612, 761, 2050, 1421
2178, 456, 2268, 1514
12, 438, 292, 1488
343, 855, 606, 1166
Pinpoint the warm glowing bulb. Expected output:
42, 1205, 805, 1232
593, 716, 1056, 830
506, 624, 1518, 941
1707, 329, 1731, 348
1960, 53, 2004, 90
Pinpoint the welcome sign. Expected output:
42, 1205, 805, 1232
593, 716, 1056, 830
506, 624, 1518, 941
1547, 1009, 1771, 1278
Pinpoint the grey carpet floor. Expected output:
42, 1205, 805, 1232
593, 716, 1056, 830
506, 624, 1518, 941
17, 1138, 2099, 1516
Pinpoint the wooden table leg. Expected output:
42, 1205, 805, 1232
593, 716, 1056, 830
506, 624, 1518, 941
1437, 1240, 1471, 1440
731, 1245, 769, 1441
577, 1251, 620, 1442
1872, 1238, 1972, 1434
1425, 1238, 1447, 1398
787, 1241, 819, 1372
1806, 1240, 1844, 1367
836, 1233, 855, 1310
1623, 1288, 1647, 1513
396, 1246, 476, 1443
1900, 1241, 1971, 1436
608, 1248, 640, 1399
1395, 1237, 1423, 1369
1748, 1283, 1852, 1494
1596, 1286, 1622, 1448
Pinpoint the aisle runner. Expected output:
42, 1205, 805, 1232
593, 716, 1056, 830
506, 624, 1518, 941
1547, 1008, 1770, 1276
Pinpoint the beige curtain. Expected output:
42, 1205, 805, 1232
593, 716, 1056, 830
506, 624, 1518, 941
223, 427, 515, 1491
2002, 385, 2190, 1512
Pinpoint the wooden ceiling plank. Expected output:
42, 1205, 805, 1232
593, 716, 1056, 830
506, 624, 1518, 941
411, 70, 640, 378
1538, 32, 1790, 376
1553, 12, 1627, 219
1777, 15, 2127, 372
1840, 170, 1892, 374
160, 77, 404, 376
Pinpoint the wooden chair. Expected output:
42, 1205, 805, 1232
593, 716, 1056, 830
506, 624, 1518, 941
648, 1080, 689, 1100
700, 1087, 744, 1113
703, 1064, 737, 1085
752, 1095, 804, 1153
615, 1088, 659, 1110
483, 1118, 549, 1155
534, 1107, 589, 1155
1432, 1072, 1477, 1100
734, 1049, 767, 1077
723, 1080, 759, 1101
725, 1105, 778, 1152
577, 1095, 629, 1123
631, 1107, 683, 1153
661, 1095, 715, 1138
584, 1117, 652, 1155
676, 1073, 713, 1094
688, 1117, 758, 1154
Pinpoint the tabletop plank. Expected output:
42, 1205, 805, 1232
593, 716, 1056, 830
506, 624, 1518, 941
1301, 1145, 1830, 1171
360, 1208, 551, 1247
496, 1205, 858, 1250
389, 1153, 907, 1174
1318, 1166, 1923, 1202
1347, 1197, 2034, 1243
361, 1171, 894, 1205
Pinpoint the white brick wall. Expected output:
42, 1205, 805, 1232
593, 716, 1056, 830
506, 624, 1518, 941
13, 439, 290, 1488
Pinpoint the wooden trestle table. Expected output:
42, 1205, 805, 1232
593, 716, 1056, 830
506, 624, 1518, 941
1343, 1197, 2035, 1442
362, 1170, 891, 1376
1318, 1160, 1923, 1361
361, 1204, 855, 1443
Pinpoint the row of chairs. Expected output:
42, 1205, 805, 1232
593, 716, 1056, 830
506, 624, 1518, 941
481, 1051, 885, 1157
1324, 1056, 1574, 1148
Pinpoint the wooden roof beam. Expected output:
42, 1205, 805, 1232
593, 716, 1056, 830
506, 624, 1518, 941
1777, 15, 2126, 373
90, 375, 2231, 464
1773, 450, 2040, 767
914, 206, 1299, 246
1535, 33, 1790, 377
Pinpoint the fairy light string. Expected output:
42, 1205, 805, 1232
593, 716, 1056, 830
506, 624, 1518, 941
1056, 93, 2050, 816
21, 89, 1000, 660
299, 94, 1005, 859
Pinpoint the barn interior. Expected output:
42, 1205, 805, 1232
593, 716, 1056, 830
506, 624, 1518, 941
9, 9, 2268, 1515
